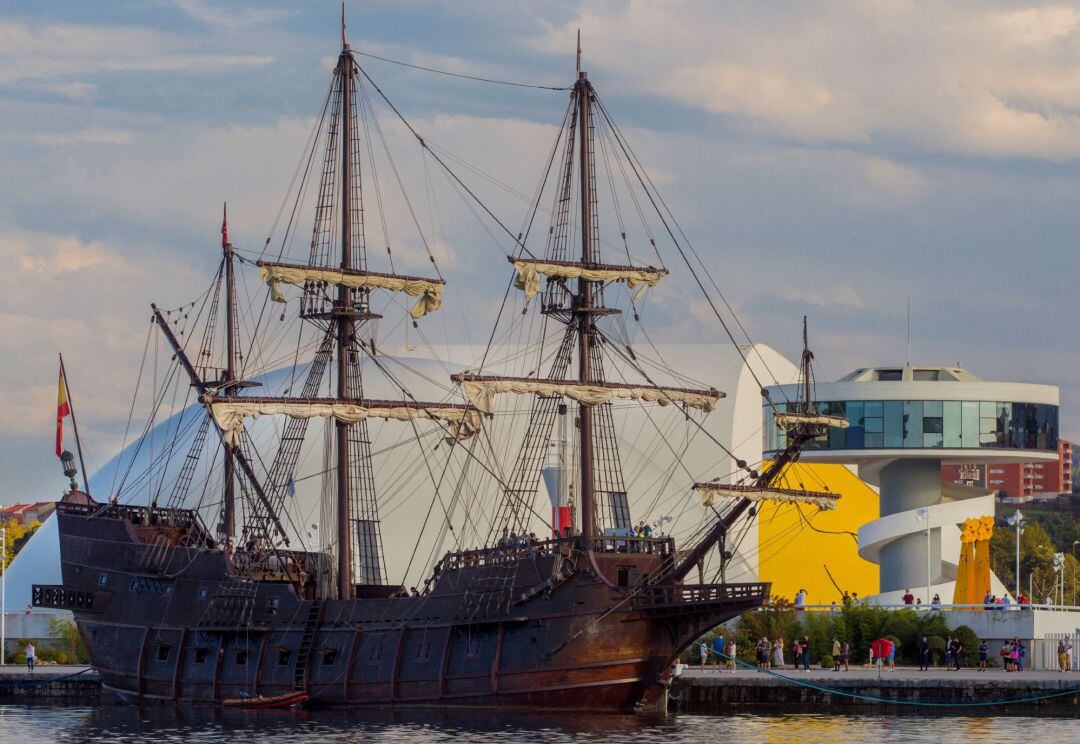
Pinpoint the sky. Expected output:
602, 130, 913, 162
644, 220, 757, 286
2, 0, 1080, 505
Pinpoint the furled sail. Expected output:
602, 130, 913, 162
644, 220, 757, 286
694, 483, 839, 510
510, 258, 668, 302
773, 412, 849, 429
257, 261, 445, 319
452, 374, 722, 414
207, 397, 481, 445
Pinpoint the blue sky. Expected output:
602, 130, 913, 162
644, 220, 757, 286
3, 1, 1080, 503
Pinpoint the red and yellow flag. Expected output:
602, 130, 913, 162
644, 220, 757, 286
56, 365, 70, 457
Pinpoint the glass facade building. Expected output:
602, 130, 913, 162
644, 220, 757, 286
765, 400, 1058, 455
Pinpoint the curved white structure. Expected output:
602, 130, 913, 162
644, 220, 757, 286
767, 365, 1060, 599
857, 483, 1010, 604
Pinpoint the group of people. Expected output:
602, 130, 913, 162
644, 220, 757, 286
697, 634, 737, 673
496, 528, 541, 553
1000, 639, 1028, 671
942, 636, 966, 670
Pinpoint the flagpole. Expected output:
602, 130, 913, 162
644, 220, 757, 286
58, 354, 90, 495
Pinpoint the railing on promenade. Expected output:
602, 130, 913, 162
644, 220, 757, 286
756, 602, 1080, 613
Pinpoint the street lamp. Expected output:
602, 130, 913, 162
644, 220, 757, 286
915, 507, 931, 606
1006, 510, 1024, 599
1, 524, 6, 666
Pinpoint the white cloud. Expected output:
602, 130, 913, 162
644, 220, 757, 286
0, 22, 272, 86
529, 1, 1080, 160
0, 225, 203, 438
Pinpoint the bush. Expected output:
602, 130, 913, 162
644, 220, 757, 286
820, 654, 834, 669
56, 652, 68, 665
952, 625, 981, 667
928, 635, 946, 666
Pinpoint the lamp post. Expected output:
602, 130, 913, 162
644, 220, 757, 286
915, 507, 931, 605
1, 525, 6, 666
1072, 540, 1079, 607
1007, 510, 1024, 599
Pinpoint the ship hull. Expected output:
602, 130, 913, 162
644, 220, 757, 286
40, 502, 767, 711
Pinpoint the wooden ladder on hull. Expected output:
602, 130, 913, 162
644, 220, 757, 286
292, 599, 323, 691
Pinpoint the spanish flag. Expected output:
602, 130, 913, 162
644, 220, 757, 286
56, 365, 71, 457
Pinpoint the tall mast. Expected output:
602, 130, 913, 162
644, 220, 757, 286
222, 202, 237, 539
336, 22, 355, 600
801, 315, 811, 414
576, 68, 596, 543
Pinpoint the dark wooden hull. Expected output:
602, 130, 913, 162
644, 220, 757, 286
40, 503, 767, 711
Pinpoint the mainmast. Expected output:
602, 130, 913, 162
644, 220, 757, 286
575, 67, 596, 543
222, 203, 237, 539
335, 23, 355, 600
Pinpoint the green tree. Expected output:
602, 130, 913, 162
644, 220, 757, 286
47, 617, 89, 664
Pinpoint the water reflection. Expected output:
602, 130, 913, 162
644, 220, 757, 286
0, 707, 1078, 743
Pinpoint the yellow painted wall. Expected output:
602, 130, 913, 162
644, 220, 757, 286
757, 463, 880, 603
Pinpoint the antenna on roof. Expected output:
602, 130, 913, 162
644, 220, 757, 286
905, 296, 911, 368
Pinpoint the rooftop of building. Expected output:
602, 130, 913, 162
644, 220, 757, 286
837, 366, 982, 383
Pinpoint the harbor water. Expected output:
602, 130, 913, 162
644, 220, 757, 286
0, 707, 1077, 743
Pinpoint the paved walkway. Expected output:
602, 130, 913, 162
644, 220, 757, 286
0, 664, 95, 679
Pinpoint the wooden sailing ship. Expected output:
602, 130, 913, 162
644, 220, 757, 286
35, 23, 843, 711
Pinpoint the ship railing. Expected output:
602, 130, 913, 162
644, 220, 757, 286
229, 547, 319, 584
436, 535, 675, 572
57, 499, 214, 541
588, 536, 674, 556
634, 582, 769, 608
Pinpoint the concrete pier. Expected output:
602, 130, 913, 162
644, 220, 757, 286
0, 665, 100, 705
673, 667, 1080, 715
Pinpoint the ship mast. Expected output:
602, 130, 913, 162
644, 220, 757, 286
575, 66, 596, 543
335, 20, 356, 600
222, 203, 237, 539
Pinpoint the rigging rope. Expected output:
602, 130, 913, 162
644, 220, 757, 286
352, 49, 571, 91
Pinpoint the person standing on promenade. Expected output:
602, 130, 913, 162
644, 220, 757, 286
792, 638, 803, 671
712, 634, 727, 673
774, 637, 785, 670
978, 640, 988, 670
902, 589, 914, 605
1058, 639, 1069, 672
698, 640, 708, 672
919, 636, 930, 670
950, 638, 963, 670
802, 636, 812, 671
842, 641, 850, 671
727, 639, 737, 673
944, 636, 953, 669
887, 640, 896, 671
1017, 640, 1026, 672
1000, 641, 1011, 671
832, 638, 841, 671
25, 642, 35, 672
